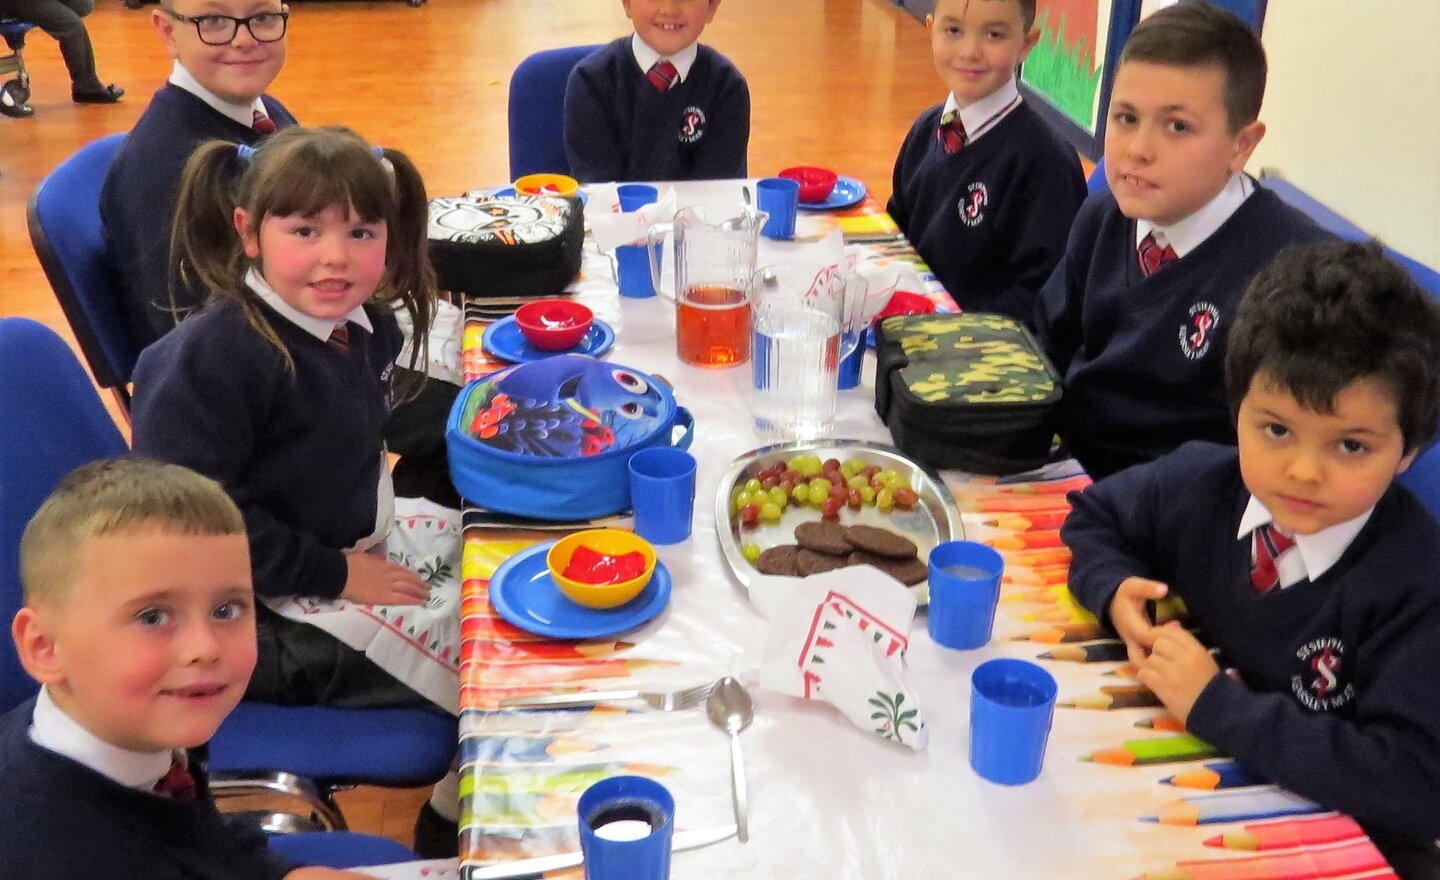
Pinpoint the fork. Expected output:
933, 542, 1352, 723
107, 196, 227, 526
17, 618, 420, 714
499, 681, 716, 712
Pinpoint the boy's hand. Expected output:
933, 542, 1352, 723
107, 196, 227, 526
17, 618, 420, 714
1108, 576, 1167, 666
1136, 621, 1221, 724
342, 553, 430, 606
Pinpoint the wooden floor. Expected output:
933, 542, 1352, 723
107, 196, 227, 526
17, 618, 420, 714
0, 0, 936, 850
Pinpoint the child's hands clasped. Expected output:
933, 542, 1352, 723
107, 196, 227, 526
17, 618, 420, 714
342, 553, 431, 606
1108, 576, 1168, 667
1135, 621, 1221, 724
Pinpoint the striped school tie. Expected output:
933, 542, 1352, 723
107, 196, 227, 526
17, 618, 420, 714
328, 323, 350, 355
1138, 232, 1179, 277
936, 110, 966, 155
153, 758, 197, 800
647, 60, 678, 92
1250, 523, 1295, 594
252, 109, 277, 134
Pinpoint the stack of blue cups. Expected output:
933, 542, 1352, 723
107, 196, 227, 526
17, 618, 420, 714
616, 184, 658, 299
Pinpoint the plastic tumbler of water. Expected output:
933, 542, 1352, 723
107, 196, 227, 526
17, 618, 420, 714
578, 775, 675, 880
926, 540, 1004, 650
969, 658, 1058, 785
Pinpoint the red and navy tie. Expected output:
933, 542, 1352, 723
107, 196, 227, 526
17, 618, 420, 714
1250, 524, 1295, 594
328, 323, 350, 355
1138, 232, 1179, 277
647, 60, 678, 93
252, 109, 277, 134
936, 110, 966, 155
154, 759, 198, 800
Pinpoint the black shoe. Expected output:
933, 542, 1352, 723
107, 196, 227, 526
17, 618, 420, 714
73, 84, 124, 104
412, 801, 459, 859
0, 89, 32, 118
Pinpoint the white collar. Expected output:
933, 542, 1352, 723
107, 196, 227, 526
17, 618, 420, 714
942, 78, 1022, 146
29, 687, 175, 791
1136, 173, 1254, 257
245, 267, 372, 342
169, 61, 269, 129
1237, 495, 1372, 584
630, 33, 699, 83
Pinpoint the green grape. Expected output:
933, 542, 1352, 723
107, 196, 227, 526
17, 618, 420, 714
791, 483, 811, 505
744, 477, 763, 493
859, 486, 876, 505
759, 502, 783, 522
768, 487, 789, 509
840, 459, 862, 479
808, 477, 832, 498
876, 487, 895, 512
883, 473, 908, 490
846, 474, 868, 491
796, 455, 823, 477
730, 487, 747, 514
741, 542, 762, 564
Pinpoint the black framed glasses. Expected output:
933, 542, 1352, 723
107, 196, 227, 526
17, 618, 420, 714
164, 9, 289, 46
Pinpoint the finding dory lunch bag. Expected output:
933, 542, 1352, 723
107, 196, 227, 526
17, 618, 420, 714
874, 312, 1062, 475
427, 193, 584, 299
445, 354, 694, 519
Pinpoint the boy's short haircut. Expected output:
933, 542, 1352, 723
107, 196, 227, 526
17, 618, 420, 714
1119, 0, 1266, 132
19, 456, 244, 605
1225, 240, 1440, 453
1015, 0, 1038, 31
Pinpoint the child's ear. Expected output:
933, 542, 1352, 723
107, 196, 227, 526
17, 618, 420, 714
152, 7, 180, 60
12, 607, 65, 687
234, 208, 261, 260
1397, 448, 1419, 476
925, 14, 935, 31
1017, 26, 1041, 62
1227, 119, 1266, 174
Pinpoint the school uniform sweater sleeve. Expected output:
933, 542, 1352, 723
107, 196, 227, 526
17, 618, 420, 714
99, 85, 296, 349
1065, 441, 1440, 846
564, 39, 749, 183
1033, 188, 1110, 379
885, 106, 938, 238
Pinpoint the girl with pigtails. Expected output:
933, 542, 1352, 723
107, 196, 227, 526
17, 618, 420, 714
131, 125, 445, 710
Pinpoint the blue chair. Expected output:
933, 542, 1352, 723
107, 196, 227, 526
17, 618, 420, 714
1085, 156, 1107, 195
268, 830, 417, 869
26, 134, 138, 413
0, 315, 456, 834
0, 17, 34, 118
508, 44, 601, 180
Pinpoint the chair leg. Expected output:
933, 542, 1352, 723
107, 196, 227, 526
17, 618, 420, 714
208, 771, 349, 831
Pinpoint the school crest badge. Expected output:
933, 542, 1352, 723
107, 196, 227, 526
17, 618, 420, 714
679, 106, 707, 144
1291, 636, 1354, 711
1179, 301, 1220, 360
957, 182, 988, 227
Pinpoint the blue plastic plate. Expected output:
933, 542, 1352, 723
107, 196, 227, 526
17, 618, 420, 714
799, 175, 867, 211
482, 315, 615, 363
488, 542, 672, 639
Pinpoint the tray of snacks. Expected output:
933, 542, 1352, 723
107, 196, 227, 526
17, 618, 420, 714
715, 440, 964, 604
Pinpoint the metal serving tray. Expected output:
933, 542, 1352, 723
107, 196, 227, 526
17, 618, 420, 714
714, 439, 964, 605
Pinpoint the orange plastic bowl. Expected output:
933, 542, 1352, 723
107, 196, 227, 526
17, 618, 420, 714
779, 166, 839, 204
546, 529, 657, 609
513, 172, 580, 198
514, 299, 593, 351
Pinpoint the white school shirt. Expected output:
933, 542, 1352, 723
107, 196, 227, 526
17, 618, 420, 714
1236, 495, 1372, 589
29, 686, 175, 792
630, 33, 699, 84
169, 62, 272, 129
941, 76, 1023, 147
1135, 172, 1254, 257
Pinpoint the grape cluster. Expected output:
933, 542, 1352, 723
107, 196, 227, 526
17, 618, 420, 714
730, 455, 921, 550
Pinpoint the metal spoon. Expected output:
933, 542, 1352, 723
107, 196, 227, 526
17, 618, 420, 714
706, 676, 754, 842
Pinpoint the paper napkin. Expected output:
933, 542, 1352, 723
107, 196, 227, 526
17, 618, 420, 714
589, 187, 680, 254
754, 566, 928, 750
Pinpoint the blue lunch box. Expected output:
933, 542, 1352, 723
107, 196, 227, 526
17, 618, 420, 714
445, 354, 693, 519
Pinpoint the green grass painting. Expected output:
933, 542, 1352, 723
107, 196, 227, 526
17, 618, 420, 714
1021, 8, 1103, 133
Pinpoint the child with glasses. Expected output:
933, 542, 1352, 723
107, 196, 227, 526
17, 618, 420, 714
101, 0, 294, 351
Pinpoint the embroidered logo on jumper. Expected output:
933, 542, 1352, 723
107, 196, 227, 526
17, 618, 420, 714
678, 106, 707, 144
1291, 637, 1354, 711
1179, 301, 1220, 360
957, 182, 988, 227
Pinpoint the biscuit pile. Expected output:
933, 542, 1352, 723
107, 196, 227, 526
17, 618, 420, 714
755, 523, 927, 585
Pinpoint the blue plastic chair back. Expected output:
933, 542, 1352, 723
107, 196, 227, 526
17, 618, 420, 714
27, 134, 138, 409
1086, 157, 1108, 195
508, 44, 602, 180
0, 319, 128, 712
268, 831, 416, 868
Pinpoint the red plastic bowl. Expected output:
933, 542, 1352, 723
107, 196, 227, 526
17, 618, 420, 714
778, 166, 839, 204
515, 299, 594, 351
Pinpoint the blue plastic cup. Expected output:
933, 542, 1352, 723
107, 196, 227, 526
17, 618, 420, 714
838, 344, 864, 389
578, 775, 674, 880
617, 184, 659, 213
628, 447, 697, 545
756, 177, 799, 240
617, 244, 657, 299
926, 540, 1004, 650
969, 658, 1058, 785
